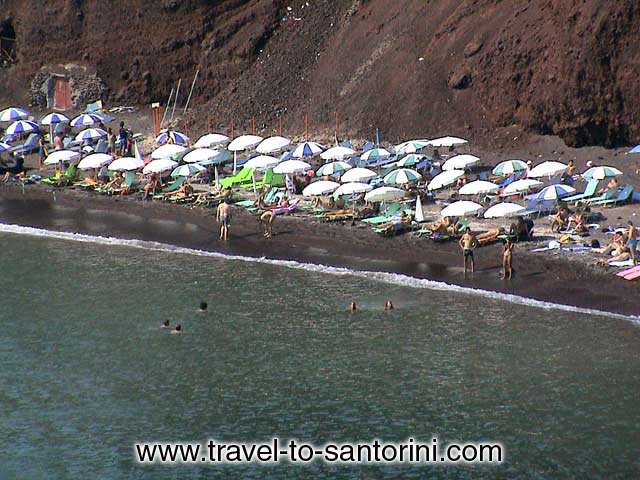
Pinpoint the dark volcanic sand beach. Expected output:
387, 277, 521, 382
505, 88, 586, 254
0, 183, 637, 318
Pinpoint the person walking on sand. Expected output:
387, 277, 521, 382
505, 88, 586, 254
259, 210, 276, 238
216, 200, 232, 241
459, 227, 478, 273
628, 221, 637, 265
501, 239, 514, 279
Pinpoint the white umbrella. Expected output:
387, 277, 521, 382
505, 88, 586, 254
484, 202, 526, 219
502, 179, 543, 195
533, 184, 576, 201
40, 112, 70, 125
415, 195, 425, 222
75, 128, 107, 142
143, 159, 178, 174
492, 159, 528, 176
528, 161, 567, 178
244, 155, 281, 171
383, 168, 422, 185
427, 136, 468, 148
0, 107, 30, 122
441, 201, 483, 218
273, 159, 311, 174
341, 167, 376, 183
291, 141, 325, 158
183, 148, 219, 164
171, 163, 205, 178
364, 186, 405, 203
194, 133, 230, 148
256, 136, 291, 154
151, 144, 186, 160
334, 182, 373, 197
442, 154, 480, 171
108, 157, 144, 171
582, 166, 622, 180
320, 146, 356, 161
228, 134, 263, 152
44, 150, 81, 165
459, 180, 499, 195
302, 180, 341, 197
7, 120, 38, 135
78, 153, 113, 170
316, 161, 352, 177
427, 169, 465, 190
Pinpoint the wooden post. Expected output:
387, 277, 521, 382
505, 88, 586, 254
230, 119, 235, 139
251, 116, 256, 135
335, 111, 340, 138
304, 112, 308, 140
151, 103, 162, 135
278, 117, 283, 136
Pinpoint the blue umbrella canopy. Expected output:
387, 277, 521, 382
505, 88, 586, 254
156, 130, 190, 145
70, 113, 103, 128
0, 107, 30, 122
6, 120, 38, 135
41, 112, 70, 125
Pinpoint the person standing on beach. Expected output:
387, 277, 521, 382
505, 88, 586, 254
628, 221, 637, 265
501, 239, 514, 279
38, 137, 48, 167
459, 227, 478, 273
216, 200, 232, 241
118, 121, 128, 156
259, 210, 275, 238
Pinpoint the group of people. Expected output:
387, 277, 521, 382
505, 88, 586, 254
598, 221, 638, 265
458, 227, 514, 279
348, 301, 394, 312
161, 301, 209, 335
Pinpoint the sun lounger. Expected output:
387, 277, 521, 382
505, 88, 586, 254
152, 176, 186, 199
220, 167, 255, 188
271, 198, 300, 215
561, 179, 599, 203
576, 188, 619, 206
41, 163, 79, 186
361, 203, 402, 224
242, 169, 286, 189
111, 171, 138, 195
10, 133, 40, 156
589, 185, 634, 207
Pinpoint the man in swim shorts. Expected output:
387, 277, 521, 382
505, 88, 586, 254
459, 227, 478, 273
216, 200, 232, 241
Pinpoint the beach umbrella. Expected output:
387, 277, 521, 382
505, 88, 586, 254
256, 136, 291, 154
396, 154, 425, 168
108, 156, 144, 171
244, 155, 281, 171
316, 161, 352, 177
627, 145, 640, 154
502, 178, 543, 195
44, 150, 81, 165
171, 163, 205, 178
442, 154, 480, 171
70, 113, 102, 128
75, 128, 107, 142
341, 167, 377, 183
0, 107, 30, 122
427, 169, 465, 190
151, 144, 187, 160
484, 202, 526, 219
427, 136, 468, 148
383, 168, 422, 185
441, 200, 483, 218
155, 130, 190, 145
459, 180, 499, 195
582, 166, 622, 180
395, 139, 429, 155
78, 153, 113, 170
291, 141, 325, 158
364, 186, 405, 203
415, 195, 425, 222
40, 112, 70, 126
194, 133, 230, 148
492, 159, 528, 176
334, 182, 373, 197
196, 149, 231, 165
532, 184, 576, 201
320, 146, 356, 160
0, 141, 9, 153
361, 148, 391, 162
527, 161, 567, 178
6, 120, 38, 135
273, 159, 311, 174
228, 134, 263, 152
182, 148, 220, 164
143, 158, 178, 174
302, 180, 341, 197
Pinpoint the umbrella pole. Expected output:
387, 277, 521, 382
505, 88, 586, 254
252, 172, 256, 194
233, 152, 237, 174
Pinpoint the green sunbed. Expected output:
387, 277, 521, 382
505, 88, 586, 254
361, 203, 402, 224
220, 167, 255, 188
578, 188, 619, 206
590, 185, 634, 206
562, 179, 599, 203
152, 176, 185, 199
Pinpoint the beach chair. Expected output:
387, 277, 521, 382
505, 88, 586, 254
219, 167, 255, 188
10, 133, 40, 156
561, 179, 599, 203
254, 169, 286, 189
361, 203, 402, 224
272, 198, 301, 215
520, 198, 555, 217
94, 139, 108, 154
111, 171, 137, 195
152, 176, 185, 199
590, 185, 634, 207
578, 188, 619, 206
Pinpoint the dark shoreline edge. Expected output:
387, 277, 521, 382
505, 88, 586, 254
0, 184, 638, 318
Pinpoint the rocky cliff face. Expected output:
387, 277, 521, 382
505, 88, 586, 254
1, 0, 639, 147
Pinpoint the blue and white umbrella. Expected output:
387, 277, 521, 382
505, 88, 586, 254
70, 113, 103, 128
383, 168, 422, 185
316, 161, 352, 177
171, 163, 205, 178
291, 141, 325, 158
75, 128, 107, 142
6, 120, 38, 135
531, 184, 576, 201
156, 130, 190, 146
40, 112, 70, 125
0, 107, 30, 122
0, 141, 11, 153
627, 145, 640, 154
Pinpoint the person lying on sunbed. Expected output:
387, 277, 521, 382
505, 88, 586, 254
601, 231, 626, 256
172, 181, 194, 199
598, 177, 619, 194
477, 227, 505, 245
428, 216, 456, 235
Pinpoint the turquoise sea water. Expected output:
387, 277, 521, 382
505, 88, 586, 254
0, 230, 639, 479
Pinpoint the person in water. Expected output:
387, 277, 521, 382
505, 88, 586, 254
384, 300, 394, 311
161, 320, 171, 329
349, 302, 357, 312
171, 324, 182, 335
199, 301, 208, 312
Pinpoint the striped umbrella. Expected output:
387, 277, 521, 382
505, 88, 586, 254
316, 161, 352, 177
582, 166, 622, 180
492, 159, 528, 176
361, 148, 391, 162
395, 139, 429, 155
291, 141, 325, 158
6, 120, 38, 135
156, 130, 190, 145
70, 113, 102, 128
40, 112, 70, 125
0, 142, 10, 153
171, 163, 205, 178
531, 184, 576, 201
0, 107, 30, 122
78, 153, 113, 170
75, 128, 107, 142
108, 156, 144, 171
442, 154, 480, 171
396, 154, 425, 167
383, 168, 422, 185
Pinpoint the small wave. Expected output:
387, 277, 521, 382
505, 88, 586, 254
0, 222, 637, 323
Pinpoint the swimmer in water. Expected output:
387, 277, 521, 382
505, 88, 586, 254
161, 320, 171, 329
171, 324, 182, 335
199, 301, 208, 312
384, 300, 394, 311
349, 302, 357, 312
